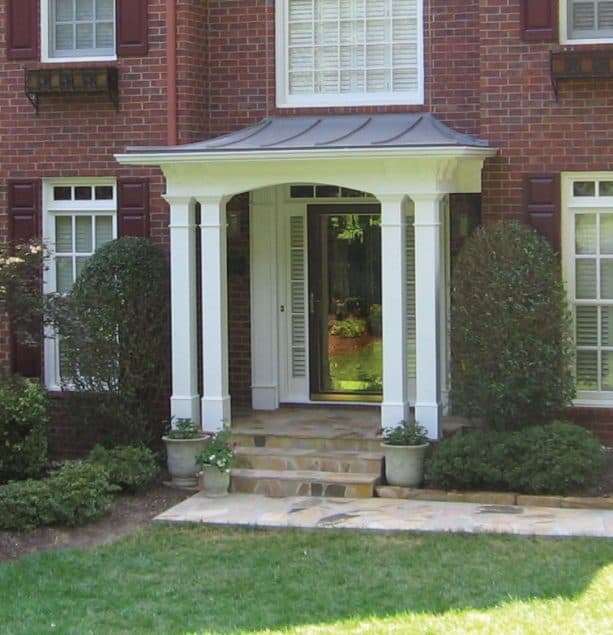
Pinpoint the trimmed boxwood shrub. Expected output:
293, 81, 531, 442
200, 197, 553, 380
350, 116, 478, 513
450, 222, 575, 429
425, 422, 604, 495
0, 462, 117, 531
88, 444, 159, 492
47, 237, 170, 446
0, 375, 48, 483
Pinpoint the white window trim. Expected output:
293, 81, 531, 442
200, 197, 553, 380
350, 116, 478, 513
40, 0, 118, 64
42, 178, 117, 391
275, 0, 424, 108
562, 171, 613, 407
560, 1, 613, 45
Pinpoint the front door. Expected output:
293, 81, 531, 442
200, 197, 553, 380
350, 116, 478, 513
307, 204, 382, 400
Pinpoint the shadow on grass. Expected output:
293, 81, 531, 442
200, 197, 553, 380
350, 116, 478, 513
1, 524, 612, 634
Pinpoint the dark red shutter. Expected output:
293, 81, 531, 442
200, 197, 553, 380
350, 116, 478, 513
7, 180, 42, 378
116, 0, 148, 56
7, 0, 38, 60
118, 178, 150, 236
524, 174, 561, 252
520, 0, 558, 42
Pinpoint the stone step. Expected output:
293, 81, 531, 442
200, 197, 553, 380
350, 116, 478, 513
234, 446, 383, 475
230, 467, 380, 498
233, 429, 382, 453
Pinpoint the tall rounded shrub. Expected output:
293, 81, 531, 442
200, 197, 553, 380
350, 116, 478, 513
0, 375, 48, 483
48, 237, 170, 446
450, 222, 575, 429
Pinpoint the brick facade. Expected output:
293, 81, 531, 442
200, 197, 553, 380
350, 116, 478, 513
3, 1, 613, 451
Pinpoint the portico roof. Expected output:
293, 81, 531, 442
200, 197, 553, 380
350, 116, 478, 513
119, 113, 494, 163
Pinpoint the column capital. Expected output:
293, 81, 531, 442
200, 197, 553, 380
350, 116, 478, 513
376, 192, 408, 206
410, 192, 446, 205
163, 194, 195, 206
195, 194, 229, 208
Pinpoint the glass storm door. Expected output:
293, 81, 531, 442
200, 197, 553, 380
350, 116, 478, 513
308, 204, 382, 399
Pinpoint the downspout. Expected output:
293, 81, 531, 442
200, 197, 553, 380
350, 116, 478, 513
167, 0, 177, 145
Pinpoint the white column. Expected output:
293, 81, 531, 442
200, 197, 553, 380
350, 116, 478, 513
165, 196, 200, 426
198, 195, 231, 432
413, 194, 444, 440
380, 194, 409, 430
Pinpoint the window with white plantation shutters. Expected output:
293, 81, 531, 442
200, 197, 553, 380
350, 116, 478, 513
49, 0, 116, 58
278, 0, 423, 106
43, 180, 117, 389
567, 0, 613, 40
289, 215, 307, 377
565, 176, 613, 401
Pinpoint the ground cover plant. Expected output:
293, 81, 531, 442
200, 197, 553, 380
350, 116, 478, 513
0, 526, 611, 634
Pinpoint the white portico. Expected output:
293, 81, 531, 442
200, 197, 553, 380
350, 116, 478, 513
117, 114, 495, 439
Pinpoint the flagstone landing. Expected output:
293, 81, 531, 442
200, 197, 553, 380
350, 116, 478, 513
154, 493, 613, 538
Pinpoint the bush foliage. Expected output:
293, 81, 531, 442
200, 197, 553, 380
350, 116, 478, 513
425, 422, 603, 495
47, 237, 170, 446
0, 375, 48, 483
88, 444, 158, 491
450, 222, 575, 429
0, 461, 117, 530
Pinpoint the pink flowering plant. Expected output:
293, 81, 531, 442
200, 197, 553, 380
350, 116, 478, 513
0, 240, 45, 345
195, 428, 236, 473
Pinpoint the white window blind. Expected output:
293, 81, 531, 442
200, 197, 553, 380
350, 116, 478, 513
51, 0, 115, 57
568, 0, 613, 39
281, 0, 422, 106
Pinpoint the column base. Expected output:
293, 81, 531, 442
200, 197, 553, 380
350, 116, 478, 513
170, 395, 201, 426
381, 401, 410, 431
415, 401, 441, 440
201, 396, 231, 432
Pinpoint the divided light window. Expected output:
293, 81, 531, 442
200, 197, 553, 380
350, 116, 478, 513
567, 0, 613, 40
48, 0, 116, 58
566, 177, 613, 401
278, 0, 423, 107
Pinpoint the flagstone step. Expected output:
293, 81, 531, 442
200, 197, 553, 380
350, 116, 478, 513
234, 446, 383, 475
232, 429, 382, 453
230, 468, 380, 498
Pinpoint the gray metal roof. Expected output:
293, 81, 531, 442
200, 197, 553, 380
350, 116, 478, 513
126, 113, 491, 154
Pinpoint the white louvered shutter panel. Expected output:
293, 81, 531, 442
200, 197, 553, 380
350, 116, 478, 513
289, 215, 307, 378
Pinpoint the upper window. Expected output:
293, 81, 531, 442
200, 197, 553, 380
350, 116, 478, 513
564, 0, 613, 42
276, 0, 423, 107
43, 0, 116, 61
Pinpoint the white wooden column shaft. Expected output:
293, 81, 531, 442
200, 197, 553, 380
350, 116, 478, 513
198, 196, 231, 432
166, 196, 200, 426
380, 194, 409, 430
413, 194, 443, 440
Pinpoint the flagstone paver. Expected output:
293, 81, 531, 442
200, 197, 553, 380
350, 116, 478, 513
155, 493, 613, 538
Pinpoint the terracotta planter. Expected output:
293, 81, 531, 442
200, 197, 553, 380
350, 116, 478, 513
381, 442, 429, 487
198, 465, 231, 497
162, 436, 208, 487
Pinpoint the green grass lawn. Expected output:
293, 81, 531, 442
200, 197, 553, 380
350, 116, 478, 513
1, 526, 612, 634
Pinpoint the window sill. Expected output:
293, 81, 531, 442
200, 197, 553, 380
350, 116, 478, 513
41, 55, 117, 64
277, 92, 424, 109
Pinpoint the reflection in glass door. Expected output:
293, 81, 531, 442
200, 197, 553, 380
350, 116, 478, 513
308, 205, 382, 399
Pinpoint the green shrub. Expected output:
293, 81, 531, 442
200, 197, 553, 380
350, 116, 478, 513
46, 462, 117, 526
0, 462, 116, 530
503, 421, 604, 494
329, 317, 367, 338
426, 422, 604, 495
88, 444, 158, 491
0, 375, 48, 483
0, 478, 54, 530
450, 222, 575, 430
47, 237, 170, 446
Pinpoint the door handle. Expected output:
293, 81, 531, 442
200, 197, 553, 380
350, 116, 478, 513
309, 292, 316, 315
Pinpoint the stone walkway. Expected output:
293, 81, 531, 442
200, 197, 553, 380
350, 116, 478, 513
155, 493, 613, 538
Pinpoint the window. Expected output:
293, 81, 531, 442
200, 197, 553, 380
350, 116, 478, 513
563, 174, 613, 405
276, 0, 423, 107
43, 0, 116, 61
43, 180, 117, 388
563, 0, 613, 42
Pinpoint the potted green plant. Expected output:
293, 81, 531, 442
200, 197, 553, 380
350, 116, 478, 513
195, 428, 236, 497
162, 418, 207, 487
380, 420, 430, 487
